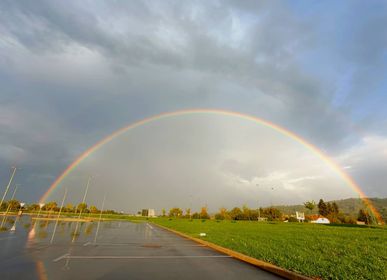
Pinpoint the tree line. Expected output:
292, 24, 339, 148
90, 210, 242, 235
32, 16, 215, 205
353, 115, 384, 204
1, 198, 377, 224
304, 199, 377, 224
164, 199, 378, 224
0, 200, 117, 214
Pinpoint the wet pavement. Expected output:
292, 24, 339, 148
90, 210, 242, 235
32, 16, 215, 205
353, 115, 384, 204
0, 216, 282, 279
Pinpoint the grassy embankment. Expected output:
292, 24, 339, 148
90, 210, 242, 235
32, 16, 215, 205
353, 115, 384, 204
153, 218, 387, 280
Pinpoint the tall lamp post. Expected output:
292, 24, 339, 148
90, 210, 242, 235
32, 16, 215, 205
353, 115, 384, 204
0, 166, 17, 211
10, 202, 25, 231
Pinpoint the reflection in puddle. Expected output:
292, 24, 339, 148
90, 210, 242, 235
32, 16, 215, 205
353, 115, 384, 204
1, 215, 144, 280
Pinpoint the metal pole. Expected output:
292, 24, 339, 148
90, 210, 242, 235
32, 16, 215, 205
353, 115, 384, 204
11, 202, 24, 231
93, 194, 106, 244
72, 176, 91, 242
81, 176, 91, 205
0, 167, 17, 211
0, 184, 18, 228
50, 188, 68, 244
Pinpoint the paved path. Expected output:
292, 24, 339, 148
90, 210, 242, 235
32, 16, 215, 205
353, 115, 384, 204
0, 220, 283, 279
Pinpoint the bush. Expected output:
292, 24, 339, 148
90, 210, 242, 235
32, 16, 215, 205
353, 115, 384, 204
287, 217, 298, 222
215, 213, 224, 220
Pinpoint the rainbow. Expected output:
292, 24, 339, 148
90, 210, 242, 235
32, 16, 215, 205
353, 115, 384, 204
40, 109, 382, 222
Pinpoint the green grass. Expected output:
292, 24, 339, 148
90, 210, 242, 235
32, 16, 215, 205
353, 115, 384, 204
153, 219, 387, 280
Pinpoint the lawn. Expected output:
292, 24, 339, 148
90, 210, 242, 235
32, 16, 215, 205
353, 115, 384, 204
153, 219, 387, 280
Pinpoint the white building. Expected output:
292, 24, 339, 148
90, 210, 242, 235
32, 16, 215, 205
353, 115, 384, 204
311, 217, 330, 224
141, 209, 156, 217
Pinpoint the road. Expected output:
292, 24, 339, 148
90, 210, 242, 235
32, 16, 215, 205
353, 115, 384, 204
0, 218, 283, 279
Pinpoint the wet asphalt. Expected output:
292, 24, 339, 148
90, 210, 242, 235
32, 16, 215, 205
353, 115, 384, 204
0, 217, 282, 279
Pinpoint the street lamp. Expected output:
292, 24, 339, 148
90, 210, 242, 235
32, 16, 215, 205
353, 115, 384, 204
10, 201, 24, 231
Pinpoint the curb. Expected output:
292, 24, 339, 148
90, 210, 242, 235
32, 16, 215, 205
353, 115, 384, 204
152, 223, 313, 280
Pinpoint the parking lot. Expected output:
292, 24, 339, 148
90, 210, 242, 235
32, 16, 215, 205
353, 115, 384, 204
0, 218, 282, 279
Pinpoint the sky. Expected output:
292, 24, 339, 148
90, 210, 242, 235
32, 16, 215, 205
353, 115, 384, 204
0, 1, 386, 212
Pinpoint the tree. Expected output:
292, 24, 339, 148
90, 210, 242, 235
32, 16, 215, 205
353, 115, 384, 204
7, 199, 20, 211
262, 207, 282, 221
191, 212, 200, 219
318, 199, 328, 216
215, 207, 229, 220
0, 201, 8, 211
332, 202, 339, 215
161, 209, 166, 217
44, 201, 57, 211
185, 208, 191, 218
65, 203, 75, 212
77, 203, 88, 213
28, 203, 40, 211
303, 201, 316, 212
169, 207, 183, 217
89, 205, 99, 214
200, 206, 210, 219
229, 207, 243, 220
358, 209, 368, 223
357, 209, 376, 225
242, 205, 251, 220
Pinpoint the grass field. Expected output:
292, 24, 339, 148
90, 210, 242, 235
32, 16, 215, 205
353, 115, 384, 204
153, 218, 387, 280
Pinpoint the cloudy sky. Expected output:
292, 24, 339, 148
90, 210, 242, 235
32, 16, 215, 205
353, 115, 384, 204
0, 1, 386, 212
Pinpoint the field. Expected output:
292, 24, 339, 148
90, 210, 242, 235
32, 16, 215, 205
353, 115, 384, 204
153, 219, 387, 279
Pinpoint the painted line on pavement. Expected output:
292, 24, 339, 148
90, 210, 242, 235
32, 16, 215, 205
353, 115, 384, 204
55, 255, 231, 261
84, 242, 206, 247
53, 253, 70, 262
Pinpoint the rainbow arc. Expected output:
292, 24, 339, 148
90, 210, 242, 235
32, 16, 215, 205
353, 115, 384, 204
40, 109, 382, 223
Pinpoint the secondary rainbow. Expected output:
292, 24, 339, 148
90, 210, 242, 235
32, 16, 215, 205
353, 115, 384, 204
40, 109, 382, 222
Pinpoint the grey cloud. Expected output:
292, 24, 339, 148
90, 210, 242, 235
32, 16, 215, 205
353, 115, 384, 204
0, 1, 385, 204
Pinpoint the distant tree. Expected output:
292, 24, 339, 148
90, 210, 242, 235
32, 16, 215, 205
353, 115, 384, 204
161, 209, 166, 217
28, 203, 40, 211
185, 208, 191, 218
89, 205, 99, 214
65, 203, 75, 212
337, 213, 356, 224
332, 202, 339, 215
357, 209, 376, 224
303, 201, 316, 212
0, 201, 8, 211
242, 205, 251, 220
200, 206, 210, 219
262, 207, 282, 221
77, 203, 88, 213
228, 207, 243, 220
169, 207, 183, 217
7, 199, 20, 211
44, 201, 57, 211
215, 207, 229, 220
191, 212, 200, 219
318, 199, 328, 216
358, 209, 368, 223
249, 209, 260, 220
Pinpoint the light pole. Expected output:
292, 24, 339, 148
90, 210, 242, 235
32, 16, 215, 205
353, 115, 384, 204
72, 176, 92, 242
0, 184, 18, 229
10, 202, 24, 231
93, 193, 106, 244
0, 166, 17, 211
50, 188, 68, 244
37, 203, 45, 218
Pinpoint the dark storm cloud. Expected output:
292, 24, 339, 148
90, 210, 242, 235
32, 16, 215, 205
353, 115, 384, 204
0, 0, 386, 201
